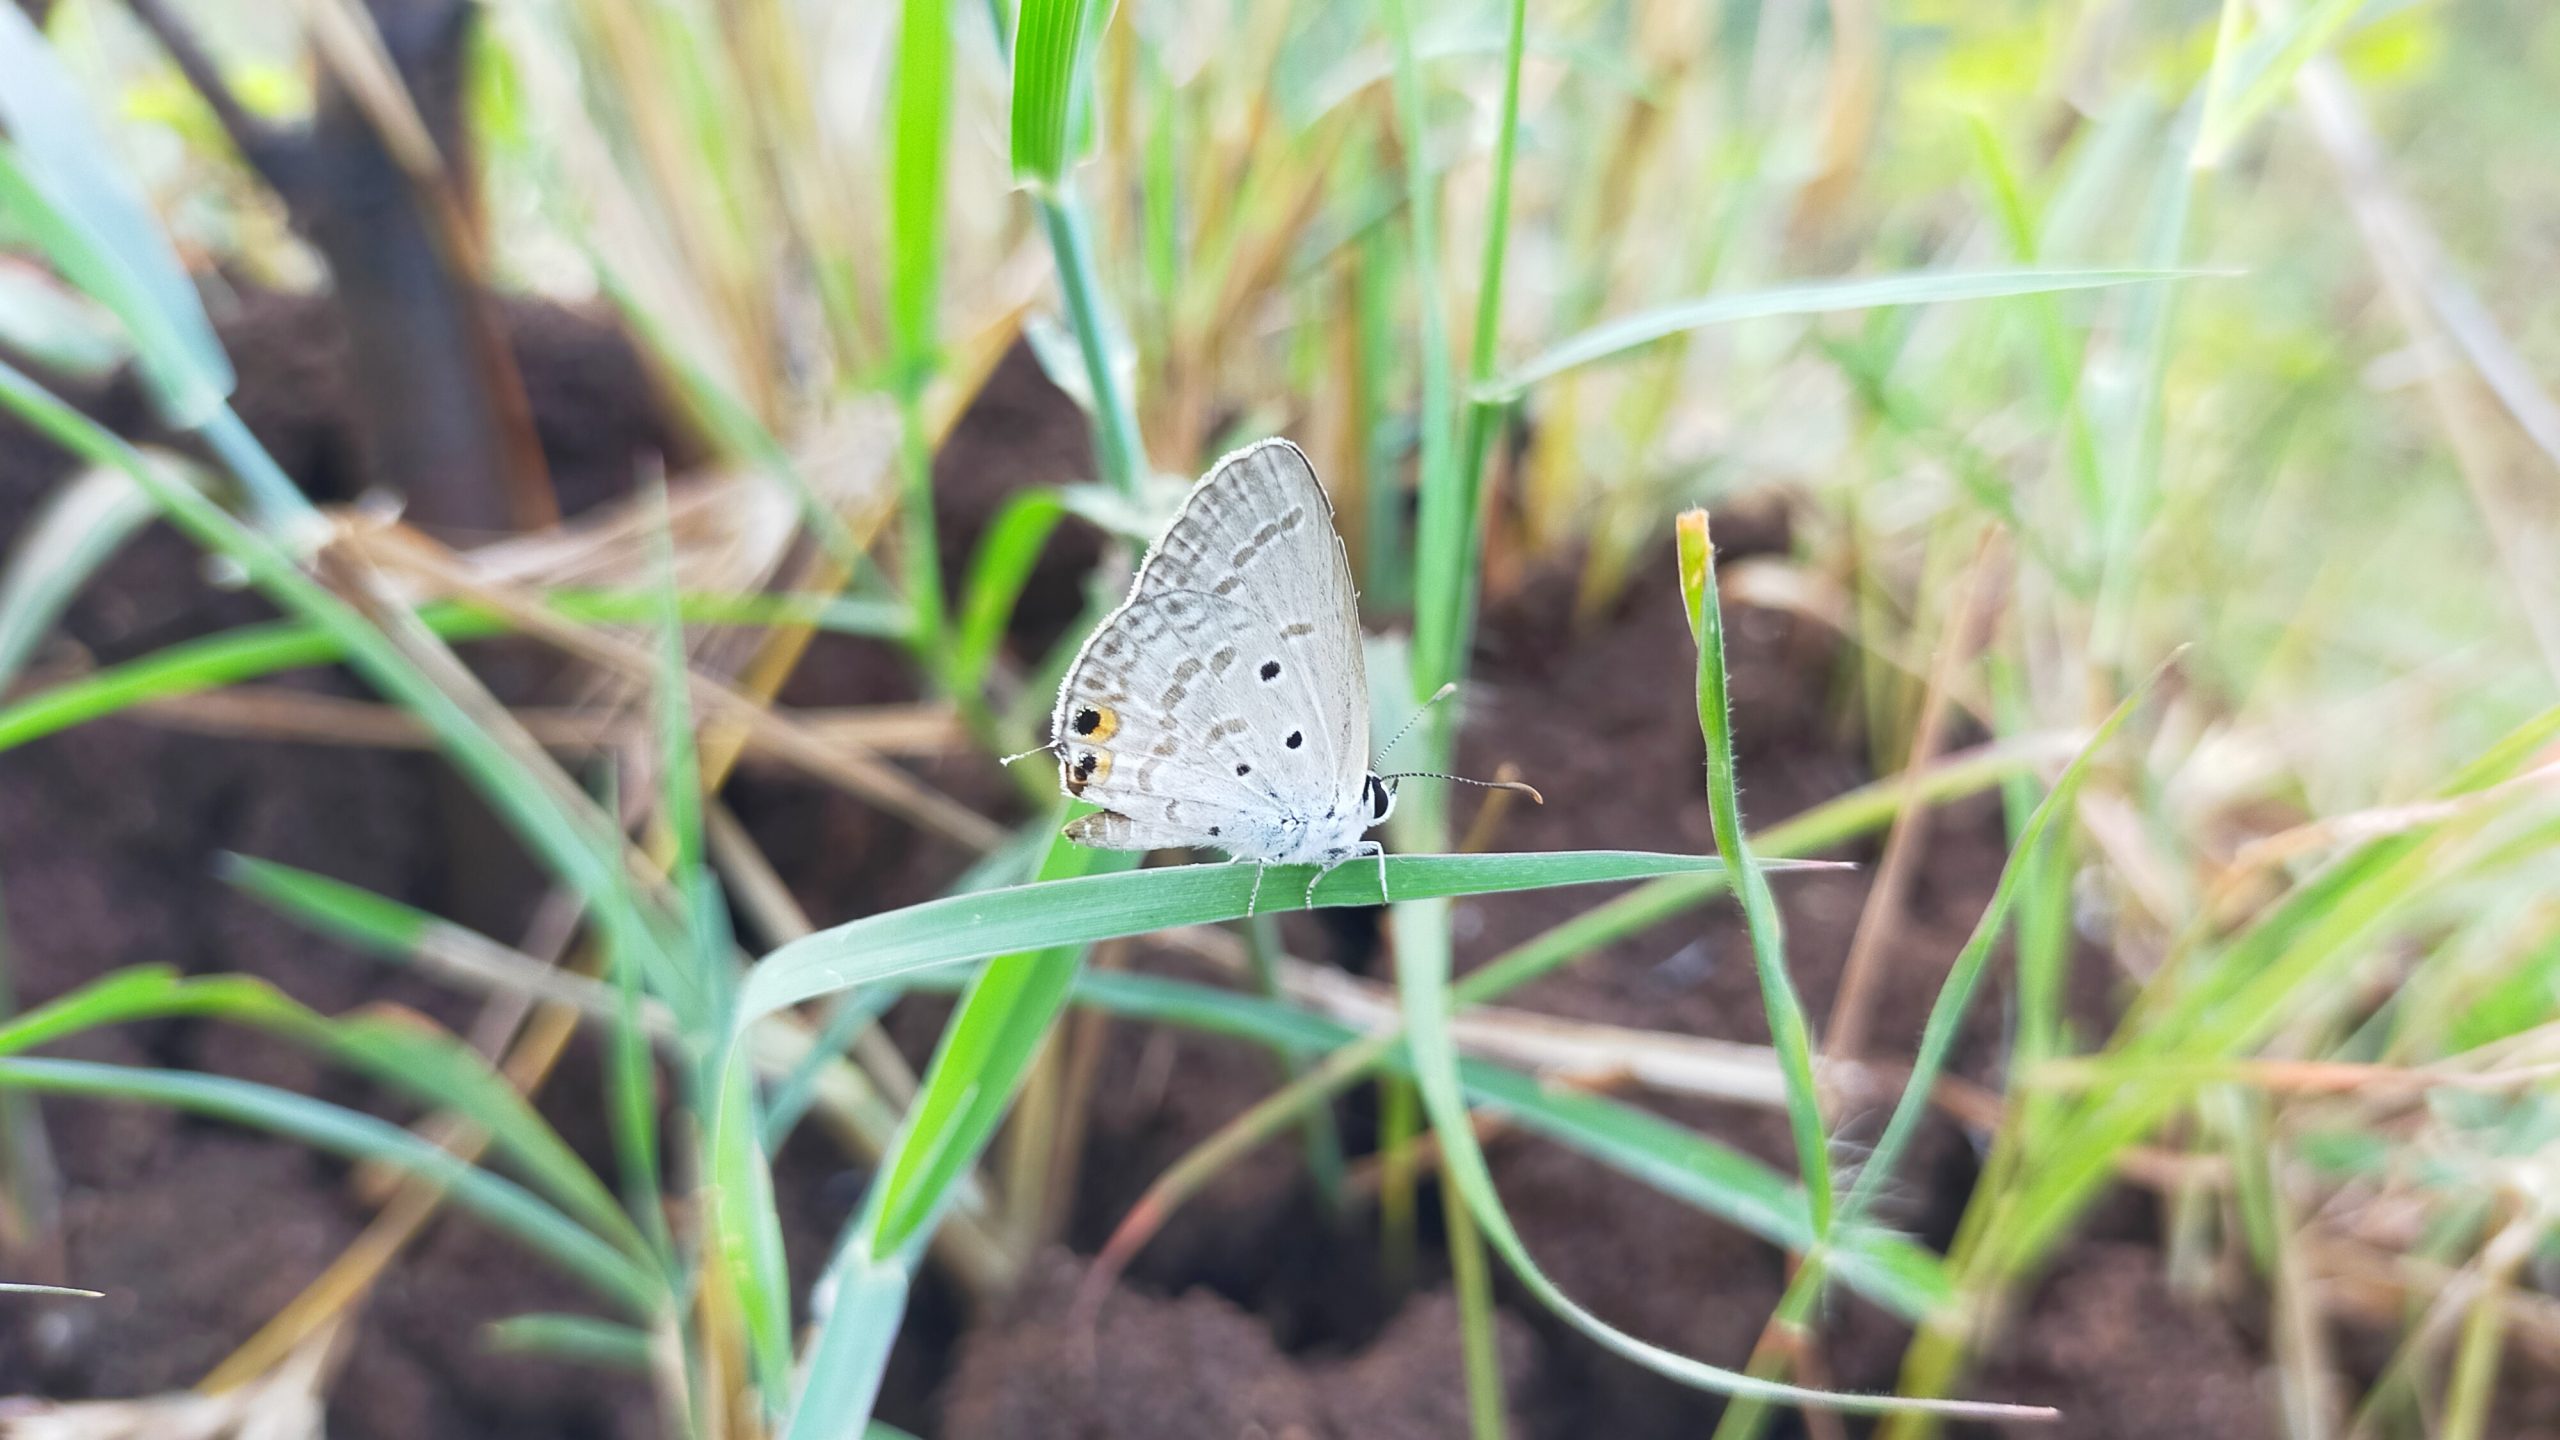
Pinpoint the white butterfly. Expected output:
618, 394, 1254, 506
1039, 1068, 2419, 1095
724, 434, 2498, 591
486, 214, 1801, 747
1046, 438, 1492, 912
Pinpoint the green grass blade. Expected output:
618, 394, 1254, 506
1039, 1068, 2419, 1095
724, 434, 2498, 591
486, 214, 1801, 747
952, 489, 1068, 692
0, 460, 165, 688
483, 1313, 657, 1372
0, 360, 675, 983
1385, 0, 1466, 707
0, 957, 651, 1269
0, 12, 233, 427
0, 1056, 657, 1314
1679, 511, 1833, 1236
779, 827, 1120, 1440
1838, 669, 2161, 1228
1009, 0, 1110, 190
0, 588, 907, 756
1490, 268, 2202, 398
1388, 897, 2043, 1419
738, 849, 1779, 1022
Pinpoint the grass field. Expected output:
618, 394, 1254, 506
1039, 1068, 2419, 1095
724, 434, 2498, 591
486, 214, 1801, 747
1, 2, 2555, 1436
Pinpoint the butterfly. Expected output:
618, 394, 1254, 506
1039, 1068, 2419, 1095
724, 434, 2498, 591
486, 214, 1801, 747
1044, 438, 1533, 913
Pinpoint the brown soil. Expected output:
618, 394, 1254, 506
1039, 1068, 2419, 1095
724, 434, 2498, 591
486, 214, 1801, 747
0, 290, 2291, 1438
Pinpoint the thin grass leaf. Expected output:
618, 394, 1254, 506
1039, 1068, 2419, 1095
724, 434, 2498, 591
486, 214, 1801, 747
0, 12, 232, 426
1388, 896, 2042, 1418
0, 459, 168, 688
738, 849, 1787, 1022
0, 1056, 658, 1314
1010, 0, 1113, 190
0, 588, 907, 756
1838, 667, 2162, 1227
1489, 268, 2202, 398
952, 489, 1068, 691
0, 362, 671, 982
0, 958, 651, 1268
2192, 0, 2366, 169
483, 1313, 657, 1372
0, 1282, 99, 1298
1679, 511, 1833, 1235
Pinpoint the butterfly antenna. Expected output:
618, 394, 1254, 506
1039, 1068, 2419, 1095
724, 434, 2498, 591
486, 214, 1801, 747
1375, 770, 1545, 805
1380, 682, 1460, 761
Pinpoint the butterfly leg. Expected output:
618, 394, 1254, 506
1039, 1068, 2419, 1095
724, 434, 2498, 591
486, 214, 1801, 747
1367, 840, 1390, 904
1246, 861, 1266, 919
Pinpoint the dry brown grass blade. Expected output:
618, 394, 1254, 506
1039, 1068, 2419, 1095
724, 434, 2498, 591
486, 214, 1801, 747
12, 1322, 334, 1438
135, 686, 967, 760
2288, 50, 2560, 681
349, 522, 1004, 851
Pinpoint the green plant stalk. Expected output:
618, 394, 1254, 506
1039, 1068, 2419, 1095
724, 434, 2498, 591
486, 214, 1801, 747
1377, 1073, 1420, 1288
1446, 0, 1530, 668
1441, 1164, 1509, 1440
1386, 0, 1466, 717
1679, 512, 1833, 1237
1037, 184, 1147, 500
1243, 912, 1346, 1213
889, 0, 954, 676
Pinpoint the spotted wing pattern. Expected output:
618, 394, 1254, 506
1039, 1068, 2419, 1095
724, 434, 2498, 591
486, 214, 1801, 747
1050, 439, 1370, 859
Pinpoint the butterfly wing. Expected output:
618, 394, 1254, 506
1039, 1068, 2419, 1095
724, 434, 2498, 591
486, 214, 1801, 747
1052, 439, 1371, 858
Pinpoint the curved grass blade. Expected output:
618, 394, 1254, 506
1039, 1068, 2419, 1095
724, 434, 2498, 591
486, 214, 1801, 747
1489, 268, 2201, 398
0, 589, 906, 756
1390, 897, 2047, 1419
484, 1313, 656, 1371
0, 459, 169, 687
737, 849, 1783, 1023
1679, 511, 1833, 1237
0, 960, 651, 1268
0, 1056, 657, 1314
0, 11, 231, 426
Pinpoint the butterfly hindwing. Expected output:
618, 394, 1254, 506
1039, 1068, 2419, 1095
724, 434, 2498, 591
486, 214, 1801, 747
1053, 439, 1371, 859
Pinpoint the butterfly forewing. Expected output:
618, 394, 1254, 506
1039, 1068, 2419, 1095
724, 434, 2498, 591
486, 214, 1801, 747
1053, 439, 1372, 861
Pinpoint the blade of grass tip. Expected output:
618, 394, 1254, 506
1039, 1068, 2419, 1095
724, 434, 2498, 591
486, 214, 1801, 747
0, 1283, 99, 1298
0, 1055, 658, 1314
1487, 268, 2205, 399
1679, 510, 1833, 1238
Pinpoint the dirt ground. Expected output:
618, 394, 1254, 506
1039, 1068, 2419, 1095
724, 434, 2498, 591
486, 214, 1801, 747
0, 292, 2309, 1437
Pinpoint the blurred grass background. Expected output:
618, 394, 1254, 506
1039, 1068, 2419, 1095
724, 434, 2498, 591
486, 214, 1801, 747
1, 1, 2557, 1437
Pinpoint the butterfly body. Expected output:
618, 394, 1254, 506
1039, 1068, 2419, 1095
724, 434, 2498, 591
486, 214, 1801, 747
1050, 439, 1397, 904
